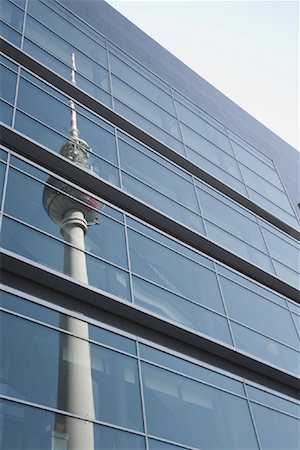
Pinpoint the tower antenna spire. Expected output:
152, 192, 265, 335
69, 51, 79, 138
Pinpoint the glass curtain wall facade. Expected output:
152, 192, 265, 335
0, 1, 299, 449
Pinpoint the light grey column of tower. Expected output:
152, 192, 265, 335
43, 53, 100, 449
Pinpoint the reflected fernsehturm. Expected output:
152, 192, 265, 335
42, 53, 99, 449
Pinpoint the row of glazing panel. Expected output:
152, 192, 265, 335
0, 55, 299, 290
0, 147, 299, 375
0, 0, 298, 229
1, 287, 299, 450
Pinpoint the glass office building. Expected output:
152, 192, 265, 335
0, 0, 299, 448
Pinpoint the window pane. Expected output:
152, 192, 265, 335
89, 324, 136, 355
198, 188, 267, 252
231, 322, 300, 375
0, 100, 13, 125
0, 20, 21, 46
94, 423, 146, 449
232, 141, 282, 188
0, 65, 17, 104
91, 344, 143, 430
251, 403, 300, 450
17, 78, 69, 134
182, 124, 241, 179
110, 53, 174, 113
139, 343, 244, 395
133, 276, 231, 344
247, 386, 299, 417
0, 161, 6, 204
0, 398, 143, 450
142, 363, 258, 449
112, 76, 181, 139
0, 289, 61, 327
115, 99, 185, 155
128, 229, 225, 313
119, 138, 197, 210
0, 0, 23, 31
122, 172, 205, 235
220, 276, 299, 348
0, 312, 143, 429
27, 0, 107, 66
176, 101, 233, 155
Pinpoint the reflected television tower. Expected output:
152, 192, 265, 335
43, 53, 99, 449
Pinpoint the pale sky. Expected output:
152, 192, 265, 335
106, 0, 299, 150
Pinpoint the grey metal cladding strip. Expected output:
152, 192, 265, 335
1, 125, 300, 303
1, 39, 299, 240
1, 250, 299, 397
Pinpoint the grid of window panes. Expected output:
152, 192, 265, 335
0, 0, 298, 229
0, 287, 299, 450
0, 55, 299, 289
0, 146, 299, 375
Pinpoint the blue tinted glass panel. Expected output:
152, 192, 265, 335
231, 322, 300, 375
86, 214, 128, 269
112, 76, 181, 139
119, 138, 198, 211
0, 398, 143, 450
188, 147, 249, 196
115, 99, 186, 155
240, 165, 294, 214
198, 188, 267, 252
0, 64, 17, 104
261, 227, 299, 273
0, 289, 61, 327
176, 100, 233, 154
10, 0, 25, 8
248, 188, 299, 229
0, 100, 13, 125
110, 53, 175, 113
149, 440, 187, 450
0, 54, 18, 72
127, 216, 213, 269
205, 220, 275, 273
0, 312, 142, 428
94, 424, 146, 449
251, 403, 300, 450
220, 276, 299, 348
0, 147, 8, 161
0, 161, 6, 204
133, 276, 231, 344
0, 311, 60, 406
0, 20, 21, 46
216, 264, 287, 308
231, 140, 282, 188
77, 113, 117, 165
89, 324, 136, 355
17, 78, 69, 133
0, 0, 23, 31
122, 173, 205, 235
27, 0, 107, 66
1, 216, 64, 272
86, 253, 131, 301
128, 229, 225, 313
91, 344, 143, 430
139, 344, 244, 395
15, 111, 68, 152
182, 125, 241, 179
5, 168, 61, 238
247, 386, 300, 417
142, 363, 258, 449
0, 399, 56, 449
